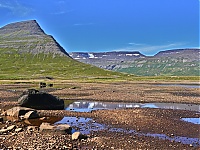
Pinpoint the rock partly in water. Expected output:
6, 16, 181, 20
18, 89, 64, 110
39, 122, 72, 134
56, 124, 72, 134
39, 122, 55, 131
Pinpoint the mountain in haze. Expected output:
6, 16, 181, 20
0, 20, 124, 80
69, 49, 200, 76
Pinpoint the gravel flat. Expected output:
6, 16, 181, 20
0, 81, 199, 149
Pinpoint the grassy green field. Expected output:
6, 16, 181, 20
0, 48, 129, 80
1, 20, 198, 83
0, 48, 199, 82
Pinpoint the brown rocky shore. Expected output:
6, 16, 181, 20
0, 81, 199, 149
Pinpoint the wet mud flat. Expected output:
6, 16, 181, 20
0, 81, 199, 104
38, 108, 200, 148
0, 108, 199, 149
0, 81, 199, 149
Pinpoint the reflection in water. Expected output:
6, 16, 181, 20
23, 117, 63, 126
55, 117, 105, 134
182, 118, 200, 124
65, 101, 200, 112
54, 116, 200, 147
155, 84, 200, 88
110, 128, 200, 147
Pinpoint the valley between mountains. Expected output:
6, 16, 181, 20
0, 20, 199, 149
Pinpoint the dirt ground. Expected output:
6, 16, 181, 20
0, 80, 199, 149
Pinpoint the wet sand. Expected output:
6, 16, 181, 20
0, 81, 199, 149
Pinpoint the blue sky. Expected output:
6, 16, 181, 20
0, 0, 199, 55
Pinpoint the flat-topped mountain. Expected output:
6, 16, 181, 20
0, 20, 69, 56
70, 51, 145, 60
155, 49, 199, 59
70, 49, 200, 76
70, 51, 146, 70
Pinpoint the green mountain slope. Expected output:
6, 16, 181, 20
0, 20, 124, 80
70, 49, 200, 76
117, 57, 199, 76
116, 49, 199, 76
0, 50, 123, 79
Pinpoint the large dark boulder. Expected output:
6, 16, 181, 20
18, 89, 64, 110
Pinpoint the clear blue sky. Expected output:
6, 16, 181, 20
0, 0, 199, 55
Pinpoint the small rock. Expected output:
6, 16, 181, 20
0, 125, 16, 133
39, 117, 47, 120
24, 111, 39, 119
0, 128, 8, 133
11, 132, 16, 136
6, 107, 35, 117
15, 128, 23, 132
19, 115, 25, 120
56, 124, 72, 134
39, 122, 54, 131
39, 123, 72, 134
27, 126, 38, 133
1, 110, 6, 116
6, 125, 16, 131
0, 117, 3, 122
5, 120, 11, 124
72, 132, 87, 140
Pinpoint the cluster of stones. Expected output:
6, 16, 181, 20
0, 89, 91, 149
1, 106, 87, 140
0, 115, 89, 149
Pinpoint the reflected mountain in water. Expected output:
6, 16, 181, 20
155, 84, 200, 88
65, 101, 200, 112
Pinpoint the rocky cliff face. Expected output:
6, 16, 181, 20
0, 20, 69, 56
0, 20, 45, 37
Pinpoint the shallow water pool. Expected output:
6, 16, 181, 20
155, 84, 200, 88
181, 118, 200, 124
54, 116, 200, 147
65, 101, 200, 112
